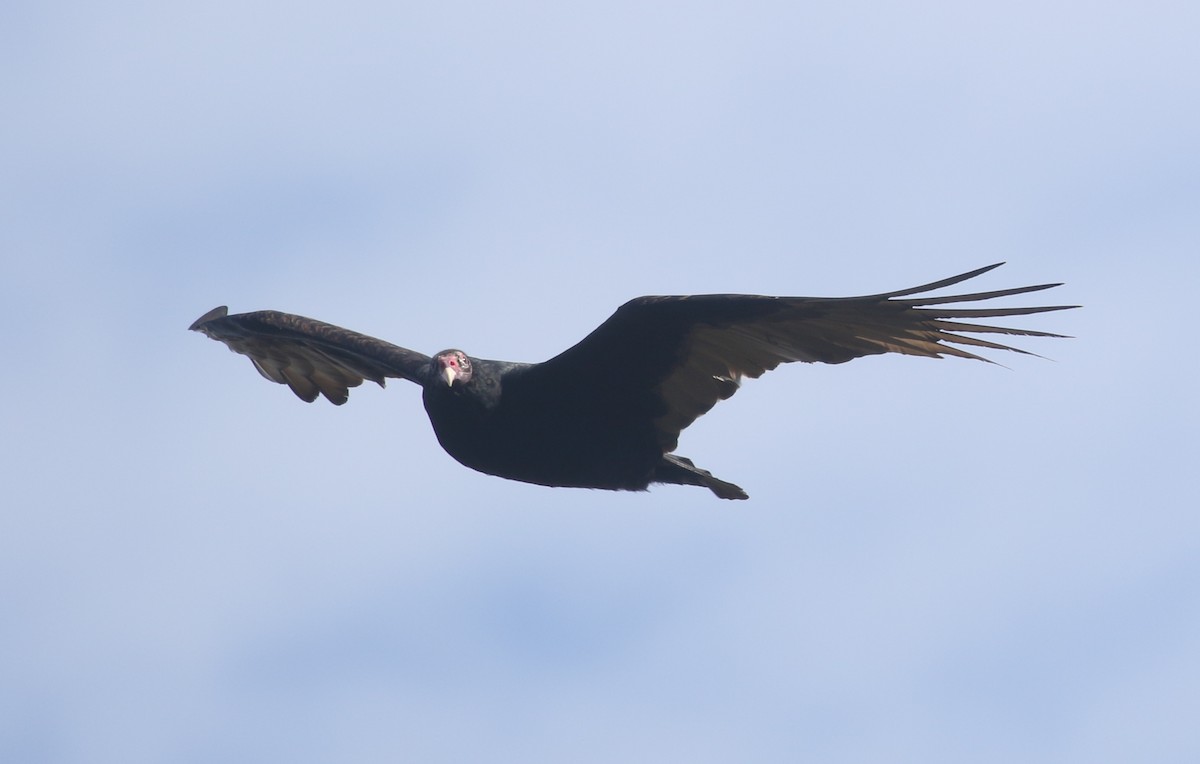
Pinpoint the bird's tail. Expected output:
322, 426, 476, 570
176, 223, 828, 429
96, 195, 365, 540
655, 454, 748, 500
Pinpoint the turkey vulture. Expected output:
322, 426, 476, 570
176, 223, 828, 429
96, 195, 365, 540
190, 263, 1075, 500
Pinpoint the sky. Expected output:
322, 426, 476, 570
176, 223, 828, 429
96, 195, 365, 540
2, 1, 1198, 762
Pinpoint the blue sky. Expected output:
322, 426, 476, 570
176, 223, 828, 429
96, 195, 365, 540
2, 1, 1198, 762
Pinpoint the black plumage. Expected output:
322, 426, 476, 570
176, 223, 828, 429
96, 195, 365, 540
190, 263, 1076, 500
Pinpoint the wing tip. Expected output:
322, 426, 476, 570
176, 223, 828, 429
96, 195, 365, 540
189, 306, 229, 332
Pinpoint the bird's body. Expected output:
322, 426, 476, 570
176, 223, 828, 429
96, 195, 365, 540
422, 361, 664, 493
190, 263, 1076, 499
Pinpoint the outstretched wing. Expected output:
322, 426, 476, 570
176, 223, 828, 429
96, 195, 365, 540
525, 263, 1078, 452
189, 307, 431, 404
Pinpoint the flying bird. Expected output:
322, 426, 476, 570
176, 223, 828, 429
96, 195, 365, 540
190, 263, 1075, 500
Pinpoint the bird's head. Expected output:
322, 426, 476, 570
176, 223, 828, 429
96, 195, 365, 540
433, 350, 473, 388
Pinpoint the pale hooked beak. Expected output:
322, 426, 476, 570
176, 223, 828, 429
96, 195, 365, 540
443, 366, 458, 387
